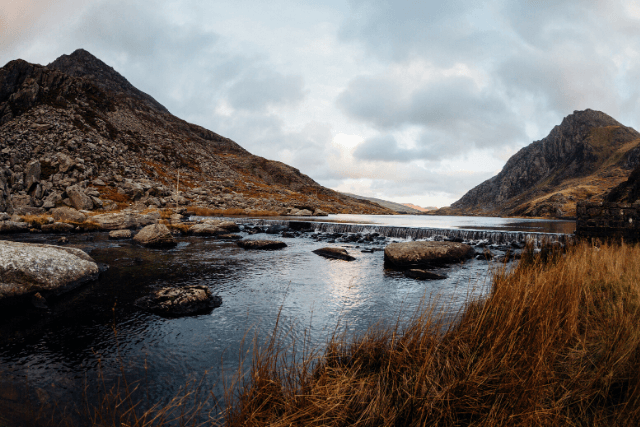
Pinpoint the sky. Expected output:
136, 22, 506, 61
2, 0, 640, 207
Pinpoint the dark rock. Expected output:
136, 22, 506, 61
134, 285, 221, 316
0, 221, 29, 233
384, 241, 475, 269
217, 233, 242, 240
57, 236, 69, 244
313, 247, 356, 261
404, 269, 447, 280
236, 240, 287, 250
266, 224, 288, 234
31, 292, 48, 309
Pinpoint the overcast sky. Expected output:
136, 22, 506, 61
2, 0, 640, 207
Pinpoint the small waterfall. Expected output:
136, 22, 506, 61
234, 218, 575, 246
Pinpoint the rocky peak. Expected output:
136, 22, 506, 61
47, 48, 169, 114
449, 109, 640, 217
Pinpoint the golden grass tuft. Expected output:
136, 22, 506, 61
20, 214, 51, 227
225, 242, 640, 426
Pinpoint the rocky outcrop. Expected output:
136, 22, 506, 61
312, 247, 356, 261
133, 224, 176, 248
0, 49, 393, 217
189, 220, 239, 236
448, 109, 640, 218
0, 240, 99, 300
384, 241, 475, 269
90, 211, 158, 230
134, 285, 222, 316
236, 240, 287, 250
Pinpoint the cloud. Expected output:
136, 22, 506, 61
226, 69, 306, 112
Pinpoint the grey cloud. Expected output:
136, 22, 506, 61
353, 135, 417, 162
227, 70, 306, 112
339, 74, 526, 157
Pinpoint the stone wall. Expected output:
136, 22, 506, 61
576, 200, 640, 241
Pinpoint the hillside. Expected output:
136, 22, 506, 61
445, 109, 640, 218
341, 193, 423, 214
0, 49, 392, 216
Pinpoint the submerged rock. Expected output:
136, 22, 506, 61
384, 241, 475, 269
135, 285, 221, 316
236, 240, 287, 250
0, 240, 99, 300
313, 247, 356, 261
133, 224, 176, 248
404, 269, 447, 280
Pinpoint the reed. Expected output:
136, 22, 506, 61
225, 241, 640, 426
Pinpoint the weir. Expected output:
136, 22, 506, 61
234, 218, 575, 246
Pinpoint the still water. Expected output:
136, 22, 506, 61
0, 215, 574, 416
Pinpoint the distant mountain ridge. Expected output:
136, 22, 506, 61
0, 49, 392, 215
341, 193, 424, 214
446, 109, 640, 218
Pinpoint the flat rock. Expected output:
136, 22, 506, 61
91, 212, 157, 230
135, 285, 221, 316
313, 247, 355, 261
52, 207, 86, 223
404, 269, 447, 280
0, 240, 99, 300
133, 224, 176, 248
236, 240, 287, 250
109, 229, 132, 240
0, 221, 29, 234
189, 223, 226, 236
384, 241, 475, 269
41, 222, 75, 233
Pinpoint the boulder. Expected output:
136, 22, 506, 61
24, 160, 41, 192
313, 247, 356, 261
217, 233, 242, 240
52, 206, 86, 223
41, 222, 75, 233
294, 209, 313, 216
384, 241, 475, 269
109, 229, 132, 240
265, 224, 288, 234
91, 212, 157, 230
236, 240, 287, 250
0, 240, 99, 300
66, 185, 94, 211
135, 285, 221, 316
404, 269, 447, 280
133, 223, 176, 248
313, 209, 329, 216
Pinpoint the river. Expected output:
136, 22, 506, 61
0, 214, 575, 420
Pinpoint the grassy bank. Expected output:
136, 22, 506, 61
226, 242, 640, 426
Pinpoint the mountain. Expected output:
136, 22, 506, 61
445, 109, 640, 218
341, 193, 423, 214
0, 49, 392, 216
401, 203, 436, 212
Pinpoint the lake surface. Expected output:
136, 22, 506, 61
0, 214, 575, 419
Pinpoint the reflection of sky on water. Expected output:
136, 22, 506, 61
0, 228, 496, 412
321, 214, 576, 234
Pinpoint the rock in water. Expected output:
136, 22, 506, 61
384, 241, 475, 269
189, 220, 238, 236
135, 285, 221, 316
0, 240, 99, 300
404, 269, 447, 280
91, 212, 158, 230
109, 229, 132, 239
236, 240, 287, 250
133, 224, 176, 248
313, 247, 355, 261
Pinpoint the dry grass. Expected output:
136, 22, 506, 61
20, 214, 51, 227
160, 219, 191, 234
225, 242, 640, 426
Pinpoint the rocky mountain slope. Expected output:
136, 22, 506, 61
0, 49, 392, 216
445, 109, 640, 218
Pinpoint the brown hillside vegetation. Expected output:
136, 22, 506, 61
225, 242, 640, 426
445, 109, 640, 218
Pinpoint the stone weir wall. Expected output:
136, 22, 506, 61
576, 201, 640, 241
237, 218, 574, 246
